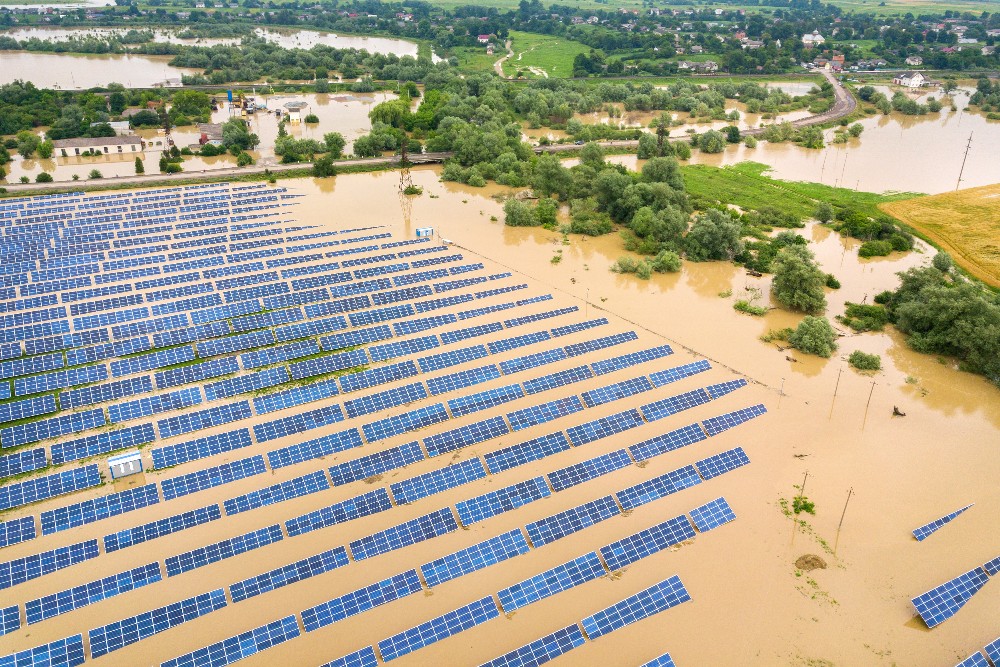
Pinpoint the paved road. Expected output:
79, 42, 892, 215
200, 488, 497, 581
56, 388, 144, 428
0, 71, 856, 195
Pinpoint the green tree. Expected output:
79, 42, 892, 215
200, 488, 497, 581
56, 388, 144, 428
16, 131, 40, 158
222, 118, 259, 152
37, 140, 54, 159
134, 157, 144, 174
579, 142, 605, 170
636, 133, 659, 159
848, 123, 864, 137
932, 251, 953, 273
771, 245, 828, 314
789, 316, 838, 358
35, 172, 53, 183
531, 154, 572, 200
649, 250, 682, 273
698, 130, 727, 154
673, 141, 691, 160
236, 152, 254, 167
815, 201, 834, 224
304, 114, 319, 124
848, 350, 881, 370
534, 198, 558, 227
313, 154, 337, 177
684, 209, 744, 261
323, 132, 346, 159
503, 198, 539, 227
640, 157, 683, 190
724, 126, 741, 143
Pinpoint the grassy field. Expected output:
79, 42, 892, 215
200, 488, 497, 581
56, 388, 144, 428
681, 161, 919, 221
503, 31, 589, 79
881, 184, 1000, 287
668, 0, 995, 14
450, 46, 497, 74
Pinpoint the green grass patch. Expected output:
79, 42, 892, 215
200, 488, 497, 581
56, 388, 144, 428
450, 46, 498, 75
503, 31, 589, 79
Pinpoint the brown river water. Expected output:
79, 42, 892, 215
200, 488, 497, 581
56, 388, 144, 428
1, 170, 997, 666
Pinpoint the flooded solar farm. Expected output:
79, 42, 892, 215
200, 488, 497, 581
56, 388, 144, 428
0, 170, 998, 667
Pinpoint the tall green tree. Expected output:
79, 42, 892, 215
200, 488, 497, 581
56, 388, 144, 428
771, 245, 828, 314
684, 209, 744, 261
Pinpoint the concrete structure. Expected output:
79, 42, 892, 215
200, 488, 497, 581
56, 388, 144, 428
802, 30, 825, 47
53, 135, 142, 157
108, 451, 143, 479
283, 101, 310, 123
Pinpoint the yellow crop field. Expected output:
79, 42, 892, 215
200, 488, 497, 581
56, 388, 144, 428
881, 183, 1000, 287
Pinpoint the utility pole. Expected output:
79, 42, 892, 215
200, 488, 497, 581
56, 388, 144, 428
838, 487, 854, 532
956, 132, 973, 191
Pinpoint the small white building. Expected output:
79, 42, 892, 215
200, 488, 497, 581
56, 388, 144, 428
893, 71, 926, 88
905, 55, 923, 66
283, 101, 310, 122
89, 120, 133, 136
53, 135, 143, 157
802, 30, 825, 47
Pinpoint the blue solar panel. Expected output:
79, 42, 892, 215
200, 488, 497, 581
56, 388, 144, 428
426, 364, 502, 396
157, 400, 252, 439
224, 470, 330, 516
111, 345, 196, 377
689, 496, 737, 532
337, 444, 424, 484
954, 653, 991, 667
25, 562, 161, 624
229, 547, 348, 603
564, 331, 638, 357
448, 383, 525, 418
581, 575, 691, 639
160, 615, 301, 667
266, 426, 363, 470
422, 415, 509, 458
911, 504, 974, 542
0, 605, 19, 637
161, 455, 266, 501
483, 432, 570, 475
421, 529, 530, 588
253, 404, 344, 443
343, 382, 427, 419
478, 624, 586, 667
196, 330, 275, 358
14, 364, 107, 396
338, 361, 418, 395
499, 552, 606, 612
363, 403, 450, 443
61, 375, 153, 410
547, 449, 633, 492
983, 556, 1000, 576
550, 318, 608, 337
640, 388, 712, 422
0, 515, 36, 548
393, 313, 457, 336
0, 464, 101, 510
600, 515, 696, 572
912, 567, 990, 628
317, 647, 379, 667
647, 360, 712, 388
367, 335, 439, 363
155, 356, 240, 389
0, 540, 99, 591
349, 303, 415, 327
205, 367, 289, 400
566, 408, 646, 447
240, 339, 319, 369
301, 570, 423, 632
522, 365, 593, 395
0, 447, 47, 479
525, 495, 620, 548
165, 525, 283, 577
579, 376, 654, 408
0, 352, 63, 381
288, 349, 369, 382
498, 348, 566, 376
0, 635, 85, 667
276, 314, 350, 343
414, 294, 474, 314
629, 423, 707, 462
417, 345, 490, 373
705, 378, 748, 398
702, 404, 767, 436
378, 596, 500, 662
40, 484, 160, 535
51, 423, 156, 464
253, 379, 341, 416
456, 477, 551, 526
695, 447, 750, 479
616, 464, 702, 511
503, 307, 578, 329
285, 488, 392, 538
88, 589, 227, 658
488, 331, 551, 354
350, 507, 458, 560
109, 386, 203, 423
985, 637, 1000, 665
507, 396, 584, 431
390, 458, 487, 504
104, 505, 221, 553
152, 428, 253, 469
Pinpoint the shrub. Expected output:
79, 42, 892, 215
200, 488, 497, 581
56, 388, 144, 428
88, 169, 103, 179
793, 496, 816, 515
611, 256, 641, 274
312, 155, 337, 178
932, 251, 953, 273
534, 198, 559, 228
35, 172, 53, 183
649, 250, 681, 273
635, 261, 652, 280
858, 240, 893, 258
743, 135, 757, 148
236, 152, 254, 167
848, 350, 881, 371
304, 114, 319, 124
734, 300, 768, 316
503, 199, 539, 227
838, 302, 888, 331
825, 274, 841, 289
789, 316, 838, 358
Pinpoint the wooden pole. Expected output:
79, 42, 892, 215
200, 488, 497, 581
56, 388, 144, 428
838, 487, 854, 532
861, 380, 876, 430
799, 470, 809, 498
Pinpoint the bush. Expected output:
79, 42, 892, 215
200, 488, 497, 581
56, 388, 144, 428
236, 152, 254, 167
312, 155, 337, 178
635, 261, 652, 280
838, 302, 888, 332
743, 135, 757, 149
815, 202, 834, 223
698, 130, 727, 154
649, 250, 681, 273
611, 256, 641, 274
734, 300, 768, 316
35, 172, 53, 183
771, 245, 827, 314
858, 240, 893, 258
134, 157, 144, 174
503, 199, 540, 227
848, 350, 881, 371
789, 316, 838, 358
304, 114, 319, 124
534, 198, 559, 228
932, 251, 953, 273
673, 141, 691, 160
88, 169, 103, 180
825, 274, 840, 289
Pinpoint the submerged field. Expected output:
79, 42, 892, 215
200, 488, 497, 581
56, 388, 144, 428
881, 183, 1000, 287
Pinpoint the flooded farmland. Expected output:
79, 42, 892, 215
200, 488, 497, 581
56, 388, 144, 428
0, 168, 996, 667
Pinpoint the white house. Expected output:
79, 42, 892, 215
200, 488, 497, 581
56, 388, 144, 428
904, 55, 923, 66
802, 30, 825, 47
89, 120, 133, 136
53, 135, 142, 157
893, 71, 926, 88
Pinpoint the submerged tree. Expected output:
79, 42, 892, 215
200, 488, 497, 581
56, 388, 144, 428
771, 245, 828, 314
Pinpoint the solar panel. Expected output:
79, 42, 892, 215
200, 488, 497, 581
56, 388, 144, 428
639, 653, 677, 667
954, 653, 991, 667
550, 318, 608, 337
224, 470, 330, 516
695, 447, 751, 480
111, 345, 196, 377
421, 529, 530, 588
160, 455, 266, 501
229, 547, 349, 604
160, 615, 301, 667
564, 331, 638, 357
525, 495, 620, 548
566, 408, 646, 447
983, 556, 1000, 576
301, 570, 423, 632
362, 403, 450, 443
349, 507, 458, 561
460, 302, 516, 320
0, 635, 85, 667
435, 321, 504, 349
488, 331, 551, 355
522, 365, 593, 395
507, 396, 585, 432
0, 605, 18, 637
367, 335, 439, 363
581, 575, 691, 639
477, 624, 586, 667
40, 484, 160, 535
88, 589, 227, 658
285, 488, 392, 538
240, 339, 319, 369
151, 428, 253, 469
377, 596, 500, 662
500, 348, 568, 376
61, 375, 153, 410
205, 366, 289, 400
581, 376, 654, 408
25, 562, 161, 625
421, 416, 507, 458
911, 504, 974, 542
337, 444, 424, 486
503, 552, 607, 613
0, 540, 99, 591
104, 505, 221, 553
599, 514, 697, 571
689, 496, 737, 532
547, 449, 633, 492
157, 400, 252, 439
0, 395, 56, 427
343, 382, 427, 419
109, 386, 203, 423
275, 314, 350, 343
456, 477, 551, 526
504, 307, 578, 329
414, 294, 474, 314
0, 352, 63, 381
0, 515, 36, 549
253, 404, 345, 443
483, 432, 571, 475
196, 329, 275, 358
14, 364, 108, 396
985, 637, 1000, 665
52, 423, 156, 464
702, 404, 767, 436
349, 303, 415, 327
317, 325, 391, 352
339, 361, 418, 394
448, 383, 525, 418
418, 344, 490, 373
154, 356, 241, 390
317, 647, 379, 667
629, 423, 707, 462
390, 458, 487, 504
165, 525, 283, 577
426, 364, 502, 395
0, 464, 101, 511
912, 567, 990, 628
615, 465, 702, 512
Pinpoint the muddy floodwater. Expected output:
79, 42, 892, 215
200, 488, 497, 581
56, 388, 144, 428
0, 50, 200, 88
1, 169, 995, 667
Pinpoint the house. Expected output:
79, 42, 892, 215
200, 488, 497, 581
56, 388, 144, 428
982, 46, 996, 56
197, 123, 224, 146
283, 101, 309, 122
53, 136, 143, 157
690, 44, 703, 53
802, 30, 824, 47
476, 34, 490, 44
89, 120, 132, 136
986, 28, 1000, 37
893, 71, 926, 88
741, 39, 764, 50
905, 55, 923, 66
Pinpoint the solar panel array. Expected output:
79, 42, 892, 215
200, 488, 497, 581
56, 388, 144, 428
0, 185, 768, 667
912, 503, 974, 542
